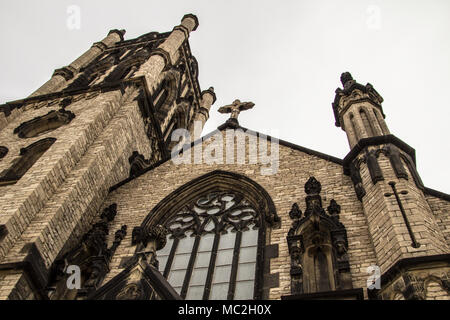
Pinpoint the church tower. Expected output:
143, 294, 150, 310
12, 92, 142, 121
0, 14, 216, 300
333, 72, 450, 299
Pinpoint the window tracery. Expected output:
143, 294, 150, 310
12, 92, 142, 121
157, 191, 261, 300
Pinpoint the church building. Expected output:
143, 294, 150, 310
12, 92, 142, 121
0, 14, 449, 300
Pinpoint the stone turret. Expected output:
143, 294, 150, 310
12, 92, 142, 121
333, 72, 449, 299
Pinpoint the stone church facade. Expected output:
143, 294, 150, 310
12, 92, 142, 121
0, 14, 449, 300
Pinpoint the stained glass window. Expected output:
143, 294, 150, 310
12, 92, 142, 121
157, 191, 261, 300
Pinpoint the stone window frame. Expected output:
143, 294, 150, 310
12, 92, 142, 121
13, 109, 75, 139
136, 170, 280, 300
0, 138, 56, 186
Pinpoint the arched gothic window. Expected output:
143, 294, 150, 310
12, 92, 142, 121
157, 191, 260, 300
137, 171, 279, 300
0, 138, 56, 186
359, 108, 375, 137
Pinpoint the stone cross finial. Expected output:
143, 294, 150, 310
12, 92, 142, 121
218, 99, 255, 120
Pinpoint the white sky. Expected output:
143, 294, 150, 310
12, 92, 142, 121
1, 0, 449, 193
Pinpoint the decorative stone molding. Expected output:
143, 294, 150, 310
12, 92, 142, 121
380, 144, 409, 180
91, 41, 108, 51
287, 177, 351, 294
332, 72, 385, 128
132, 224, 168, 251
364, 148, 384, 184
182, 14, 199, 31
201, 86, 216, 104
13, 109, 75, 138
52, 66, 74, 81
173, 25, 190, 39
0, 138, 56, 186
46, 204, 127, 299
150, 48, 172, 67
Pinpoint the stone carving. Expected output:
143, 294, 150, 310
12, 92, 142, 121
349, 158, 366, 201
287, 177, 351, 294
377, 271, 450, 300
47, 204, 127, 298
128, 151, 153, 178
332, 72, 384, 127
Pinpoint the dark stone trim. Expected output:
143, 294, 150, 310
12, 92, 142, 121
0, 103, 14, 117
201, 87, 216, 104
182, 14, 199, 31
379, 254, 450, 288
343, 135, 416, 175
281, 288, 364, 300
173, 25, 189, 39
264, 244, 279, 259
52, 67, 74, 81
263, 272, 279, 290
228, 231, 242, 300
260, 243, 279, 300
113, 31, 170, 47
13, 109, 75, 139
0, 243, 49, 300
0, 146, 8, 159
180, 235, 200, 299
203, 233, 220, 299
88, 259, 181, 300
0, 224, 8, 241
150, 48, 172, 66
254, 225, 269, 300
139, 169, 279, 228
92, 41, 108, 51
424, 187, 450, 202
163, 238, 179, 279
365, 149, 384, 184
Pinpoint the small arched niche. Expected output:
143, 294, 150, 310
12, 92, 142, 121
0, 138, 56, 186
287, 177, 352, 295
14, 109, 75, 139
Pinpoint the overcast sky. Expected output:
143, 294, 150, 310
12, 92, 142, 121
1, 0, 449, 193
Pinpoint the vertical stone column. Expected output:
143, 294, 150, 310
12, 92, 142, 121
29, 29, 125, 97
189, 87, 216, 136
135, 14, 199, 88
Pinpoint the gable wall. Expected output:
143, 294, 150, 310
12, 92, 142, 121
100, 129, 377, 299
